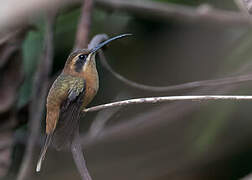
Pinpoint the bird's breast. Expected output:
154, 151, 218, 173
82, 66, 99, 108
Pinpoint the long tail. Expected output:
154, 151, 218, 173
36, 134, 53, 172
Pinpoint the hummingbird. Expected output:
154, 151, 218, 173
36, 34, 131, 172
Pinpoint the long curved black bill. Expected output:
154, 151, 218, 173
90, 33, 132, 54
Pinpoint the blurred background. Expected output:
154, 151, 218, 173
1, 0, 252, 179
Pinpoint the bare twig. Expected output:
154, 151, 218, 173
17, 14, 55, 180
75, 0, 94, 49
84, 95, 252, 113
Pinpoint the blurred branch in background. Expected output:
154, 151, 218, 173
0, 29, 27, 117
85, 34, 252, 97
235, 0, 252, 14
75, 0, 94, 49
242, 173, 252, 180
95, 0, 251, 26
86, 33, 252, 93
1, 0, 252, 32
17, 13, 56, 180
0, 26, 30, 178
99, 50, 252, 91
0, 0, 67, 33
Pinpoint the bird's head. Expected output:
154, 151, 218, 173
63, 34, 132, 75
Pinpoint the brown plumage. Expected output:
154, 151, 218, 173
46, 50, 98, 135
36, 34, 131, 173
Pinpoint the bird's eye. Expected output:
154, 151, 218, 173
79, 54, 86, 60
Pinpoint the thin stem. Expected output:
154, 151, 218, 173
71, 133, 92, 180
71, 0, 94, 179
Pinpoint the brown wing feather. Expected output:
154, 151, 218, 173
36, 77, 85, 171
52, 81, 86, 150
46, 74, 85, 134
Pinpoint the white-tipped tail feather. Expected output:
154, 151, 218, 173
36, 134, 52, 172
36, 158, 42, 172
